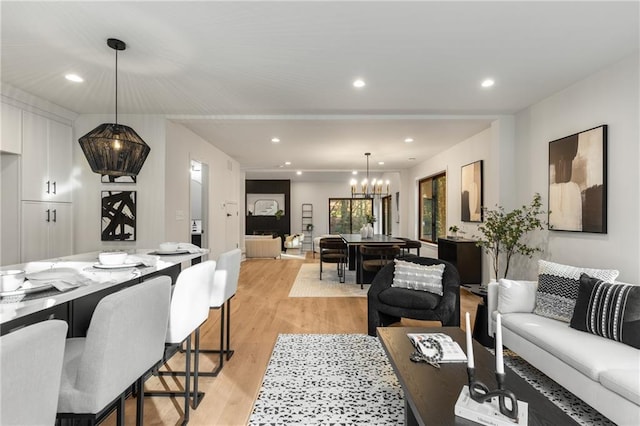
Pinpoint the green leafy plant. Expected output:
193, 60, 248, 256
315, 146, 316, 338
475, 193, 546, 281
306, 223, 313, 231
448, 225, 459, 234
274, 209, 284, 220
364, 214, 376, 224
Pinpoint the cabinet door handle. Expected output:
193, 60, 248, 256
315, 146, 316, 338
46, 209, 50, 222
53, 209, 57, 222
46, 181, 50, 194
52, 181, 57, 194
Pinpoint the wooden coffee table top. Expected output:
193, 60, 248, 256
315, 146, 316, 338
377, 326, 578, 426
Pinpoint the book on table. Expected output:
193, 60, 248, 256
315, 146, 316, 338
407, 332, 468, 363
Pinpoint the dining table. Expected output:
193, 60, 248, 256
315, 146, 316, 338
0, 248, 209, 337
339, 234, 405, 284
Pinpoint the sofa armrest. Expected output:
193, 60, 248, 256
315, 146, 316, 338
487, 280, 499, 336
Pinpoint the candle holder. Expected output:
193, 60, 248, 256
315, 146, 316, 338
467, 367, 519, 421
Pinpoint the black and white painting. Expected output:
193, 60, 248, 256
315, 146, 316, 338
461, 160, 483, 222
101, 191, 136, 241
246, 193, 285, 216
548, 125, 607, 233
101, 175, 136, 183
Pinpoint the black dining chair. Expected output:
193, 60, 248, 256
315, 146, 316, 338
319, 237, 348, 283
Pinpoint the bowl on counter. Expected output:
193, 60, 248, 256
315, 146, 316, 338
1, 270, 26, 292
159, 242, 179, 252
98, 251, 128, 266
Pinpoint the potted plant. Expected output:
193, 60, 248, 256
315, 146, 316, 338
274, 209, 284, 220
448, 225, 459, 238
306, 223, 313, 232
475, 193, 546, 281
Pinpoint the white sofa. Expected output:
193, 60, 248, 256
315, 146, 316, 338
487, 279, 640, 425
244, 235, 282, 259
284, 234, 304, 253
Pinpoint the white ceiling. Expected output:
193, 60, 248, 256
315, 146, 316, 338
2, 1, 638, 181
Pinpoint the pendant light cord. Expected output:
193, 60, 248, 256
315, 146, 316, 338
115, 48, 118, 125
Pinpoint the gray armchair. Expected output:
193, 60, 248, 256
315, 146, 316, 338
367, 256, 460, 336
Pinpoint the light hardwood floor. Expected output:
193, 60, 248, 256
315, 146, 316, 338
112, 254, 482, 425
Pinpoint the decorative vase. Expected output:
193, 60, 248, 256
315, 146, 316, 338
366, 223, 374, 238
360, 225, 367, 238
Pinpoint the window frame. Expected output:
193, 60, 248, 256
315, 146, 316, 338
328, 198, 374, 234
418, 172, 447, 243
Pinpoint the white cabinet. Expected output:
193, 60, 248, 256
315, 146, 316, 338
21, 201, 73, 263
1, 102, 22, 154
21, 111, 72, 202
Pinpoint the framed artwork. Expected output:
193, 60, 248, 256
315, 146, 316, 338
101, 191, 136, 241
461, 160, 483, 222
246, 193, 285, 216
101, 175, 136, 183
548, 125, 607, 233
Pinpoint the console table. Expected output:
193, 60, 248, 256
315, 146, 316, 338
437, 238, 481, 284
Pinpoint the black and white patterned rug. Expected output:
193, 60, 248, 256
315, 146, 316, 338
249, 334, 614, 425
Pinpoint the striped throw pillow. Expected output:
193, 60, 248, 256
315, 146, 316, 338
391, 259, 445, 295
534, 260, 619, 322
570, 274, 640, 349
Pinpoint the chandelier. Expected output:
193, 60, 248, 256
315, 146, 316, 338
79, 38, 151, 177
350, 153, 390, 198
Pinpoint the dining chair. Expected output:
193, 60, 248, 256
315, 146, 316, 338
146, 260, 215, 424
360, 245, 401, 288
1, 320, 68, 426
56, 276, 171, 426
319, 237, 348, 283
197, 248, 242, 376
397, 237, 421, 256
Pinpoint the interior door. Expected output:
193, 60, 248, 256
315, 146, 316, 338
225, 201, 239, 251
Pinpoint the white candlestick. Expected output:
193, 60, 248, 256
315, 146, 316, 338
495, 313, 504, 374
465, 312, 474, 369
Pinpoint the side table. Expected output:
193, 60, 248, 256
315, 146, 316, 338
462, 284, 494, 347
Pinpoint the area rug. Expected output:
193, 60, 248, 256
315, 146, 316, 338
288, 263, 367, 298
249, 334, 615, 426
248, 334, 404, 425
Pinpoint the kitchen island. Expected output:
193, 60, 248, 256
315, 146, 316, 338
0, 249, 209, 336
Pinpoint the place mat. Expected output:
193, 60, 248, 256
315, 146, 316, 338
0, 287, 78, 304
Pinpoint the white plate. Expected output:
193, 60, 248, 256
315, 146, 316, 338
0, 281, 53, 297
149, 249, 190, 255
93, 262, 143, 269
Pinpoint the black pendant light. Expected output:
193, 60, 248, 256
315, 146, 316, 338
79, 38, 150, 177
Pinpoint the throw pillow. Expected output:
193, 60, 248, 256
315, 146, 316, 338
392, 259, 445, 296
570, 274, 640, 349
534, 260, 619, 322
498, 279, 538, 314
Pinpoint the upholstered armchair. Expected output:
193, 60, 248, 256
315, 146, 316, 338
367, 256, 460, 336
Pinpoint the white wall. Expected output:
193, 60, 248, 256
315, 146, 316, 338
402, 127, 494, 275
513, 53, 639, 282
73, 114, 167, 253
401, 52, 639, 284
290, 181, 350, 237
165, 120, 241, 259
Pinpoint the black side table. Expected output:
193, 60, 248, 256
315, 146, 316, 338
462, 284, 494, 347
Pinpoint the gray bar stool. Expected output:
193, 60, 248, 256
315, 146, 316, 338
1, 320, 68, 426
56, 276, 172, 426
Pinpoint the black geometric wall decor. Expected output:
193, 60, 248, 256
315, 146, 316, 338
101, 190, 136, 241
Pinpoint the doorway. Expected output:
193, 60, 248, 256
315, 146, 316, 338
190, 160, 209, 249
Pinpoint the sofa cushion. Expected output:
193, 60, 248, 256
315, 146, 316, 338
599, 369, 640, 406
500, 312, 639, 381
379, 287, 441, 310
533, 260, 619, 323
391, 259, 445, 295
570, 274, 640, 349
498, 279, 537, 314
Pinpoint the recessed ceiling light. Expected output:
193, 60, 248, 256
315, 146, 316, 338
65, 74, 84, 83
409, 157, 416, 161
404, 138, 414, 143
481, 78, 495, 88
353, 79, 366, 88
285, 161, 291, 166
352, 171, 358, 175
296, 171, 302, 175
271, 137, 280, 143
378, 161, 384, 165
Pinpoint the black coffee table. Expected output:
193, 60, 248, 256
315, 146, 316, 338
377, 326, 577, 426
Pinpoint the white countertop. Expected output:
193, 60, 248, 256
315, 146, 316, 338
0, 248, 209, 325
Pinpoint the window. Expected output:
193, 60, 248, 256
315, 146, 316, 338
418, 173, 446, 243
329, 198, 373, 234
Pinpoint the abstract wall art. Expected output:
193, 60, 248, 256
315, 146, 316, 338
548, 125, 607, 233
101, 191, 136, 241
461, 160, 483, 222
